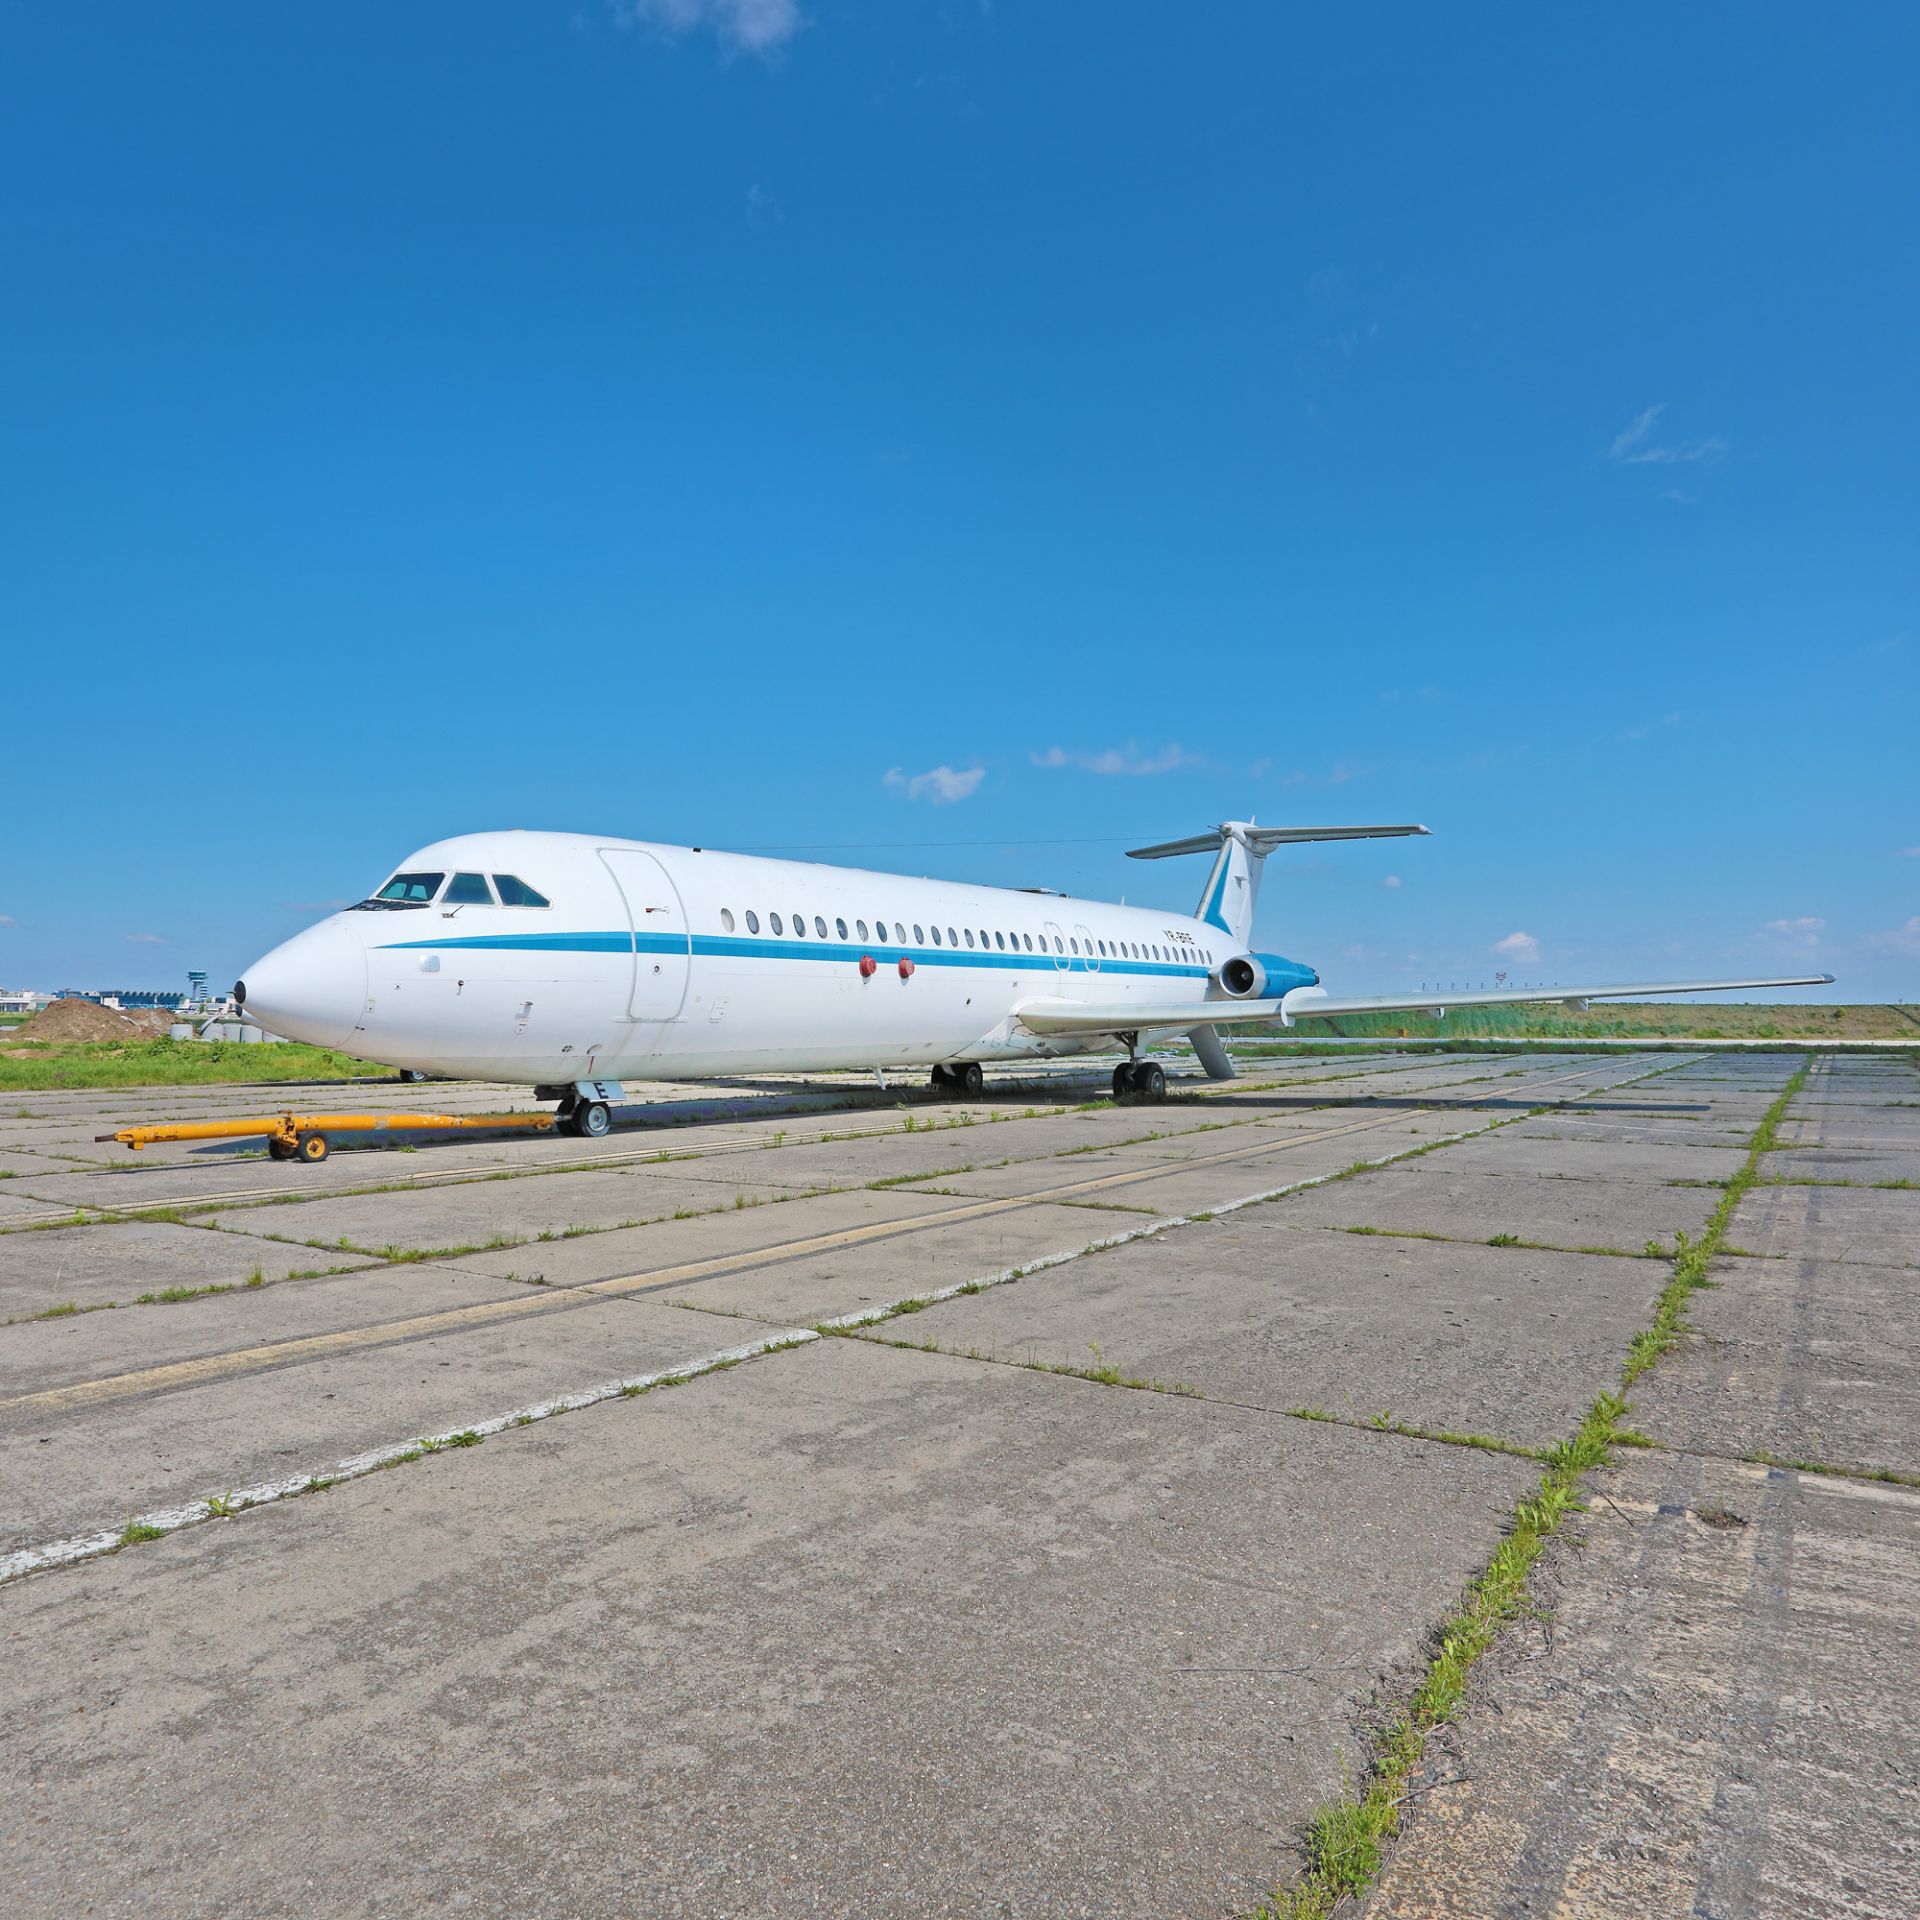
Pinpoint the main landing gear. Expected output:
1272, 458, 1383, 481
1112, 1059, 1168, 1104
930, 1061, 985, 1098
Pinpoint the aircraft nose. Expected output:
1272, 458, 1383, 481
236, 917, 368, 1051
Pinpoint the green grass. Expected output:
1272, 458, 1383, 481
0, 1036, 392, 1091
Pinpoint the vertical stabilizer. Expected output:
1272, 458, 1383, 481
1192, 824, 1261, 949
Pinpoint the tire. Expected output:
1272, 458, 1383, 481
576, 1100, 612, 1140
929, 1066, 951, 1090
296, 1133, 329, 1163
1112, 1064, 1133, 1102
1138, 1061, 1167, 1103
956, 1061, 984, 1098
268, 1137, 296, 1161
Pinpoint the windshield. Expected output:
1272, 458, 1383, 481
347, 870, 446, 910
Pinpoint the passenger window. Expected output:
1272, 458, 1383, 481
993, 932, 1005, 950
746, 910, 760, 934
444, 871, 493, 905
930, 925, 942, 946
964, 929, 975, 948
770, 912, 784, 935
1068, 938, 1078, 954
835, 917, 848, 940
856, 919, 868, 940
720, 908, 735, 933
376, 871, 445, 903
1022, 933, 1033, 952
490, 873, 550, 907
815, 915, 828, 938
793, 910, 806, 937
1053, 935, 1064, 953
947, 926, 958, 946
913, 924, 924, 944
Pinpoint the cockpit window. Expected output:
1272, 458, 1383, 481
445, 872, 495, 906
492, 874, 550, 908
375, 871, 444, 903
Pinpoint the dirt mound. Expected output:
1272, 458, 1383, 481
0, 999, 179, 1045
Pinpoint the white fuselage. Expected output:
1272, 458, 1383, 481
238, 830, 1255, 1085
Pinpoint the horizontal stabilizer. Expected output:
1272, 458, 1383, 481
1013, 973, 1833, 1041
1128, 823, 1429, 860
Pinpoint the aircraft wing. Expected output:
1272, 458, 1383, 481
1013, 973, 1833, 1037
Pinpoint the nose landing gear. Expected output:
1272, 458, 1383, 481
930, 1061, 985, 1098
557, 1098, 613, 1139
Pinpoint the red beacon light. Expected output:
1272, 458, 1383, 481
898, 956, 915, 978
858, 955, 877, 979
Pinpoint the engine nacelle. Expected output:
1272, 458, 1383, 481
1217, 950, 1321, 1000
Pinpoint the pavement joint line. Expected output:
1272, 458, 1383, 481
837, 1325, 1549, 1463
0, 1328, 820, 1589
0, 1059, 1646, 1419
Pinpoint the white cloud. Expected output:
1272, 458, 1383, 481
884, 764, 984, 805
1030, 743, 1194, 777
1764, 916, 1826, 946
126, 932, 166, 945
1492, 931, 1541, 964
0, 914, 14, 927
1381, 874, 1402, 890
1865, 916, 1920, 958
1899, 847, 1920, 859
613, 0, 802, 56
1607, 403, 1727, 468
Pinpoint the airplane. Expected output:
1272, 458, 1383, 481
233, 822, 1832, 1140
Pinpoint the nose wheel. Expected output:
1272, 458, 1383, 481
931, 1062, 985, 1098
558, 1098, 612, 1140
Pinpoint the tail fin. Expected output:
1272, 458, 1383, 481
1127, 821, 1429, 950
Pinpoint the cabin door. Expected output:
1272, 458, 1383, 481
599, 849, 691, 1024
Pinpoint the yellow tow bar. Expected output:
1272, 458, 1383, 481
96, 1110, 557, 1164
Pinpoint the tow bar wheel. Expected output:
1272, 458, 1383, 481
295, 1133, 330, 1163
268, 1137, 297, 1162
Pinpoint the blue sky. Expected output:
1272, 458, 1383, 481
2, 2, 1915, 999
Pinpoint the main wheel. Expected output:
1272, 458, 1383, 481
295, 1132, 330, 1163
575, 1100, 612, 1140
1112, 1064, 1134, 1101
929, 1065, 952, 1090
955, 1061, 984, 1098
1137, 1061, 1167, 1103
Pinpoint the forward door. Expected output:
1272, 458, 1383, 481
599, 849, 691, 1025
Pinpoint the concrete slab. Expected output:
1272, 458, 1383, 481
1759, 1148, 1920, 1186
1731, 1182, 1920, 1268
0, 1337, 1533, 1920
454, 1185, 984, 1288
197, 1166, 810, 1257
1632, 1252, 1920, 1474
1270, 1165, 1721, 1255
650, 1199, 1159, 1324
1411, 1134, 1749, 1186
1362, 1453, 1920, 1920
0, 1218, 390, 1321
887, 1214, 1660, 1451
0, 1290, 784, 1551
0, 1261, 527, 1399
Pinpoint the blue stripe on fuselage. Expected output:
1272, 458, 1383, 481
375, 929, 1214, 979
